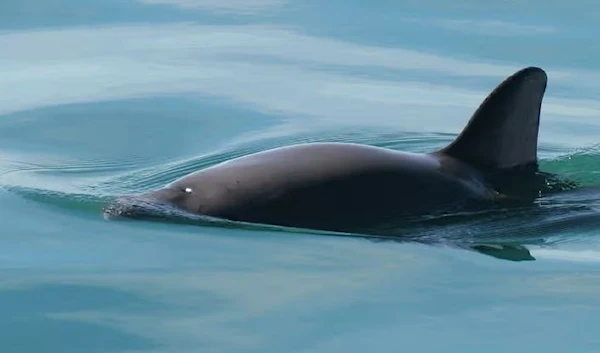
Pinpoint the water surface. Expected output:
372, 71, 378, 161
2, 1, 600, 352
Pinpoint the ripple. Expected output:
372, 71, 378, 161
539, 144, 600, 186
2, 122, 600, 254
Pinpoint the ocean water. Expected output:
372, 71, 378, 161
2, 1, 600, 352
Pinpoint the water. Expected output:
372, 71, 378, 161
2, 1, 600, 352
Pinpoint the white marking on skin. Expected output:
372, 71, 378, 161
185, 188, 193, 193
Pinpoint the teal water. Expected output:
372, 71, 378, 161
2, 1, 600, 352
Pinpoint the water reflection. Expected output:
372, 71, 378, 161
402, 17, 556, 36
138, 0, 286, 13
0, 283, 159, 352
2, 23, 600, 135
1, 0, 600, 352
3, 245, 600, 353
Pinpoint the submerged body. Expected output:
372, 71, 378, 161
104, 66, 550, 239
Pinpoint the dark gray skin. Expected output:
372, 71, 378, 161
105, 67, 550, 237
122, 143, 501, 233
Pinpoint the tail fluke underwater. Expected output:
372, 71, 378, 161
439, 67, 548, 171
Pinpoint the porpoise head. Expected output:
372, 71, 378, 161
103, 181, 203, 220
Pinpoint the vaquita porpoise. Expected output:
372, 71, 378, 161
105, 67, 553, 237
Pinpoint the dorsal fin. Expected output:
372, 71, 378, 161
438, 66, 548, 170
